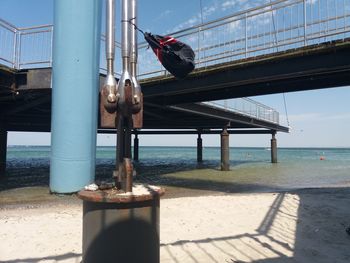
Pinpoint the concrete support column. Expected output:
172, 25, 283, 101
133, 134, 139, 161
197, 133, 203, 163
50, 0, 102, 193
220, 128, 230, 171
0, 130, 7, 179
271, 132, 277, 163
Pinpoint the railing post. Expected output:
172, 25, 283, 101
197, 27, 201, 66
303, 0, 307, 46
49, 26, 54, 67
14, 31, 21, 69
245, 13, 248, 57
12, 29, 18, 69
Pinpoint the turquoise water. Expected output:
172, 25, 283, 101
3, 146, 350, 192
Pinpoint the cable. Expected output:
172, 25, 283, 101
283, 92, 290, 128
270, 0, 291, 129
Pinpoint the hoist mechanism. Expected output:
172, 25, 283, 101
101, 0, 143, 193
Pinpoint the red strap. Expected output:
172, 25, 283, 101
159, 36, 177, 46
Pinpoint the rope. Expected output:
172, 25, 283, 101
283, 93, 290, 128
270, 0, 291, 128
199, 0, 204, 25
122, 17, 145, 36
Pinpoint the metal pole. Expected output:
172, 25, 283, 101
245, 13, 248, 57
116, 117, 125, 188
16, 31, 21, 69
124, 118, 132, 159
130, 0, 141, 111
117, 0, 133, 114
133, 133, 139, 161
197, 133, 203, 163
220, 128, 230, 171
50, 0, 102, 193
0, 129, 7, 178
104, 0, 118, 107
12, 29, 18, 69
271, 132, 278, 163
303, 0, 307, 46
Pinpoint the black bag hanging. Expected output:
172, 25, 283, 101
128, 19, 196, 79
144, 32, 195, 79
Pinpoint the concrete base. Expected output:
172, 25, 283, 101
0, 130, 7, 178
78, 185, 164, 263
271, 133, 277, 163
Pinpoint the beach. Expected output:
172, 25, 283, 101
1, 146, 350, 262
1, 186, 350, 263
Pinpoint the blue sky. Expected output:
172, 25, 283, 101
1, 0, 350, 147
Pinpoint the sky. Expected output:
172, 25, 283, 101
1, 0, 350, 148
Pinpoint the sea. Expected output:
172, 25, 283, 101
2, 146, 350, 193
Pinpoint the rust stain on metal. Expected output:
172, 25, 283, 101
78, 186, 165, 203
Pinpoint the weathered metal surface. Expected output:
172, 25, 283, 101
99, 88, 116, 128
78, 185, 164, 203
80, 192, 161, 263
117, 157, 133, 193
132, 93, 143, 128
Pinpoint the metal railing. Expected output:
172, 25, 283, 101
0, 19, 53, 69
0, 19, 17, 68
2, 0, 350, 124
205, 98, 279, 124
137, 0, 350, 77
2, 0, 349, 73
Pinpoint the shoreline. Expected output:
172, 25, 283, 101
1, 184, 350, 209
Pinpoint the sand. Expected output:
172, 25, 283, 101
1, 188, 350, 263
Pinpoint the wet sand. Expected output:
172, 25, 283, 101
1, 186, 350, 263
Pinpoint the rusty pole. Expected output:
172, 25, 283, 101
197, 132, 203, 163
133, 133, 139, 161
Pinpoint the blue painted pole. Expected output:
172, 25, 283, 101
50, 0, 102, 193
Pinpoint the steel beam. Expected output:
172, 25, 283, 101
98, 129, 275, 135
50, 0, 102, 193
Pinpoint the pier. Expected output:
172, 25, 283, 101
2, 0, 350, 189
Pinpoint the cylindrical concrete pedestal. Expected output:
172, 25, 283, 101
220, 128, 230, 171
271, 132, 277, 163
78, 185, 164, 263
